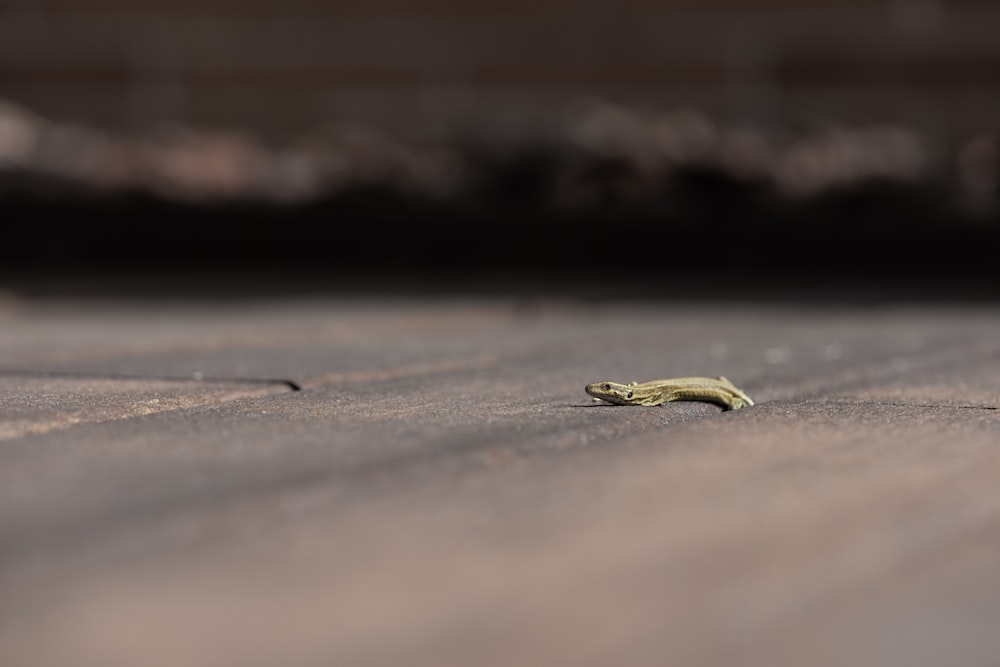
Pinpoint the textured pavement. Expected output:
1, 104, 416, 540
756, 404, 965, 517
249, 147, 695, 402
2, 293, 1000, 666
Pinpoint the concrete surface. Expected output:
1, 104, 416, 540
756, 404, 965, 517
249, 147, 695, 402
2, 293, 1000, 667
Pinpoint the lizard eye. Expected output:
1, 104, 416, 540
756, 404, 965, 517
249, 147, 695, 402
603, 384, 612, 391
626, 390, 633, 399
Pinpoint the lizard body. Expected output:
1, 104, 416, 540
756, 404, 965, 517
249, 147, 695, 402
585, 376, 754, 411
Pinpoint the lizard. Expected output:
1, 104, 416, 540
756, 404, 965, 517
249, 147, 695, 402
585, 376, 754, 411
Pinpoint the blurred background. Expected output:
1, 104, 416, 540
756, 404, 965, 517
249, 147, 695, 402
1, 0, 998, 297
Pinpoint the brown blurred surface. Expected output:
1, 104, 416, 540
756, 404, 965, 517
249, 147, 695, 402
3, 4, 999, 286
2, 294, 1000, 666
3, 1, 999, 140
4, 2, 998, 285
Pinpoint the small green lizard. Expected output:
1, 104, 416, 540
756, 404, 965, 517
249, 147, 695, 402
585, 376, 754, 410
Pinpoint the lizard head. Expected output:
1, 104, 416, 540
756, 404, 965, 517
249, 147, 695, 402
585, 381, 635, 404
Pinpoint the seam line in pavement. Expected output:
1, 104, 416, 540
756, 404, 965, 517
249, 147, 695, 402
0, 369, 302, 391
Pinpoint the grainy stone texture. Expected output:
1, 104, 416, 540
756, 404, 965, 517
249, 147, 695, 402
1, 294, 999, 667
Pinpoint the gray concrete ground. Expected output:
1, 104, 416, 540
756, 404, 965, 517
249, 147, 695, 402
2, 292, 1000, 666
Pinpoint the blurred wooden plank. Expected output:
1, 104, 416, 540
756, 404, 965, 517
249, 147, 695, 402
1, 299, 1000, 666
